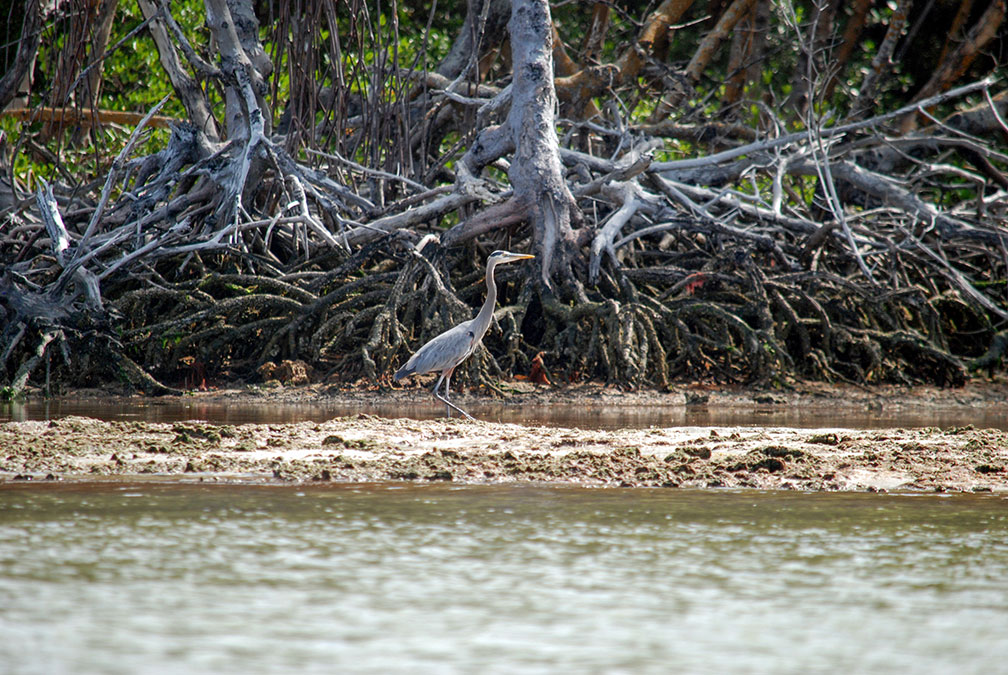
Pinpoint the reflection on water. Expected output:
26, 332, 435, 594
2, 483, 1007, 674
2, 397, 1006, 430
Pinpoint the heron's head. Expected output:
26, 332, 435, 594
489, 250, 535, 265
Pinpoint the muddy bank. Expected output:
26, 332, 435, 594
3, 414, 1007, 492
11, 376, 1008, 430
101, 375, 1008, 411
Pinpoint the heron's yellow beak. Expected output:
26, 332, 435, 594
495, 251, 535, 263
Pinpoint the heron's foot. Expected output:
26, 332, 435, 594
435, 392, 475, 422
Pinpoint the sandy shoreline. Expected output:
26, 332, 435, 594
3, 408, 1007, 492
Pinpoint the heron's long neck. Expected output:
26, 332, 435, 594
471, 260, 499, 341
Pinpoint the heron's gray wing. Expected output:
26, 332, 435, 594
395, 321, 477, 378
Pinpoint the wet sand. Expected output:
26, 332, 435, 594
3, 405, 1007, 491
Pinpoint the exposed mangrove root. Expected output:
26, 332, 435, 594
2, 0, 1006, 394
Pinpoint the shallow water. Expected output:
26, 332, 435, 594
3, 397, 1006, 430
2, 482, 1007, 674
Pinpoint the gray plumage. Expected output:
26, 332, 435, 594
395, 250, 534, 420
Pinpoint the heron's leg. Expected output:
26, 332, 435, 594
442, 369, 452, 418
431, 371, 448, 416
433, 367, 474, 421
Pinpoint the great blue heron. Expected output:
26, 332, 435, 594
394, 250, 535, 420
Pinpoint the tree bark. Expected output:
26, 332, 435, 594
722, 0, 764, 108
650, 0, 758, 122
0, 0, 44, 111
822, 0, 872, 101
853, 0, 913, 119
203, 0, 274, 225
82, 0, 118, 116
937, 0, 977, 66
909, 0, 1006, 106
506, 0, 578, 287
580, 2, 610, 63
436, 0, 512, 80
785, 0, 839, 116
551, 0, 695, 121
137, 0, 221, 142
684, 0, 760, 83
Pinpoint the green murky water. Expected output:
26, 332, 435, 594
2, 482, 1007, 674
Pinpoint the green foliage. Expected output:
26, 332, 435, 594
6, 1, 206, 186
161, 332, 184, 351
96, 3, 196, 118
7, 0, 1003, 197
2, 113, 167, 193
